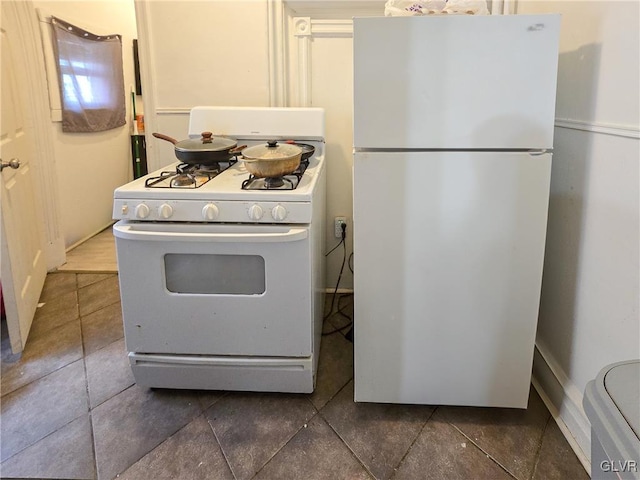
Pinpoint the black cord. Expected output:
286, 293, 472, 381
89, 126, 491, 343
325, 237, 344, 257
323, 224, 353, 337
322, 293, 353, 335
323, 232, 346, 320
336, 292, 353, 323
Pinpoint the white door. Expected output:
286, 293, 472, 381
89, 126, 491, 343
114, 222, 314, 357
1, 2, 48, 354
353, 14, 561, 149
353, 150, 552, 407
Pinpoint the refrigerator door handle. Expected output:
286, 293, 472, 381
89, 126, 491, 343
528, 149, 550, 156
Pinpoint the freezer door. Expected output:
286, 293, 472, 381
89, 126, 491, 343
353, 151, 552, 407
353, 15, 560, 150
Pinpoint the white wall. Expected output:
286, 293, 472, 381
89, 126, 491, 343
518, 0, 640, 466
33, 0, 139, 249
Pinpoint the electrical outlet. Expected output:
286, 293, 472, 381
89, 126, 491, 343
334, 216, 347, 238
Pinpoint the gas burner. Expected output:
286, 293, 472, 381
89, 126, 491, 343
144, 162, 231, 189
171, 174, 197, 187
145, 170, 213, 189
242, 176, 295, 190
265, 177, 286, 188
241, 159, 309, 191
177, 162, 224, 175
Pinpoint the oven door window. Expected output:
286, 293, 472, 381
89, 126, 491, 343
164, 254, 265, 295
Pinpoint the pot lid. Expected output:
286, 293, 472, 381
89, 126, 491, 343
175, 132, 237, 153
242, 141, 302, 162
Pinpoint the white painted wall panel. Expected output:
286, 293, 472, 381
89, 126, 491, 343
540, 128, 640, 386
521, 1, 640, 127
144, 1, 270, 109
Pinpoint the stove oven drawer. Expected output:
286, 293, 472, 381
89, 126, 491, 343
128, 353, 315, 393
113, 221, 315, 357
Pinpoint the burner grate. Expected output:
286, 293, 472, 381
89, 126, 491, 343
241, 159, 308, 191
144, 161, 234, 189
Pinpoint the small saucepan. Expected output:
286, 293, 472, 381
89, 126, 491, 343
152, 131, 245, 165
241, 141, 303, 178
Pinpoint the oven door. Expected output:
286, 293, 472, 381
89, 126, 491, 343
113, 220, 314, 357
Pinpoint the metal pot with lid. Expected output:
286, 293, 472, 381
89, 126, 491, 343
241, 141, 303, 178
152, 131, 245, 165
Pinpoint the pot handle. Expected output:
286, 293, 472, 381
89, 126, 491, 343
229, 145, 247, 154
152, 132, 178, 145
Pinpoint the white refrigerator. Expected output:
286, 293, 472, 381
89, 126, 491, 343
352, 14, 561, 408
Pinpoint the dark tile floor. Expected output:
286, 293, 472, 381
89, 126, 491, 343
0, 272, 590, 480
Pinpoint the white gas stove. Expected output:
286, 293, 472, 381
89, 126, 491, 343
112, 107, 326, 393
113, 153, 322, 223
114, 107, 325, 224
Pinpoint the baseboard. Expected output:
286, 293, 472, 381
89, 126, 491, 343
65, 222, 115, 253
324, 288, 354, 294
532, 342, 591, 473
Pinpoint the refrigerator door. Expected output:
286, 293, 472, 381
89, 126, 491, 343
353, 150, 551, 407
353, 15, 560, 150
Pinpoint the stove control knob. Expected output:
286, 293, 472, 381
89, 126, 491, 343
158, 203, 173, 219
135, 203, 150, 219
248, 204, 264, 221
202, 203, 219, 221
271, 205, 287, 221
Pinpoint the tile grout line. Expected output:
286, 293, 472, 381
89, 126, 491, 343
0, 348, 84, 400
249, 393, 323, 479
0, 412, 88, 469
77, 272, 100, 480
446, 421, 520, 480
1, 275, 81, 397
249, 409, 323, 480
206, 413, 240, 480
528, 414, 552, 480
248, 366, 356, 478
388, 405, 438, 480
102, 409, 213, 480
103, 383, 203, 480
76, 275, 121, 319
316, 410, 378, 480
315, 381, 378, 479
246, 379, 374, 479
78, 297, 122, 319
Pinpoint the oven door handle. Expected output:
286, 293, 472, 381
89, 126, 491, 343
113, 224, 308, 243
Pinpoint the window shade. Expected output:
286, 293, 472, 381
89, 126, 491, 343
51, 16, 126, 133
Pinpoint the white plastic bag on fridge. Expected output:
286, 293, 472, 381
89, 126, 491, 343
442, 0, 489, 15
384, 0, 447, 16
384, 0, 489, 16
